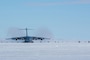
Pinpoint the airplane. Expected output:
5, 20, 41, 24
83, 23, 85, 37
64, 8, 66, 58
7, 28, 50, 43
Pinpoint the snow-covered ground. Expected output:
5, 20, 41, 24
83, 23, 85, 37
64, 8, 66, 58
0, 43, 90, 60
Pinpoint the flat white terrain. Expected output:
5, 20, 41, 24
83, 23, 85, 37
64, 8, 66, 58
0, 43, 90, 60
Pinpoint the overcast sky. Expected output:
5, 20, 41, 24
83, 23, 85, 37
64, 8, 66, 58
0, 0, 90, 40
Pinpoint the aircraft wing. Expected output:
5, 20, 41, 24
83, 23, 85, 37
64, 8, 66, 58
7, 36, 50, 40
30, 36, 50, 40
7, 36, 25, 40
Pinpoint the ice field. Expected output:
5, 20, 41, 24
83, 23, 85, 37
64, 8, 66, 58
0, 42, 90, 60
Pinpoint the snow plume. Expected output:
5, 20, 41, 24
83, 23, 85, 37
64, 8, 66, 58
7, 27, 25, 37
34, 27, 54, 40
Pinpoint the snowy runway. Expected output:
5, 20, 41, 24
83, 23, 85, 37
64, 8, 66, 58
0, 43, 90, 60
